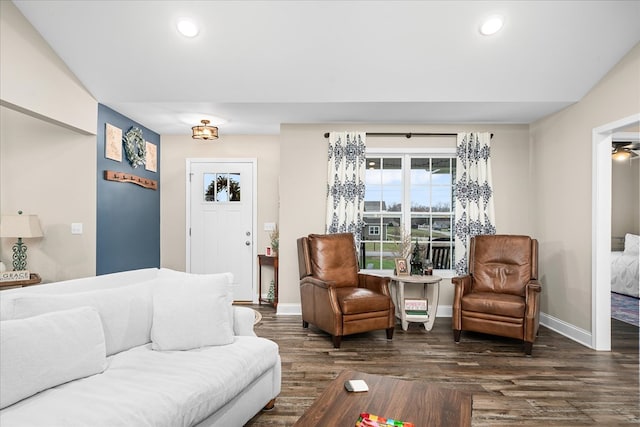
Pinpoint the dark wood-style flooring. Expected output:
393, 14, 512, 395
245, 306, 639, 426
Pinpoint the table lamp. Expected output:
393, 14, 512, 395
0, 211, 43, 271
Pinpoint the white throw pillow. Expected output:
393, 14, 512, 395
624, 233, 639, 254
157, 268, 234, 291
151, 292, 234, 351
0, 307, 107, 409
7, 281, 154, 356
157, 268, 235, 327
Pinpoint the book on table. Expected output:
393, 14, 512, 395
404, 299, 427, 315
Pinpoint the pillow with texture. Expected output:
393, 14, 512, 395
151, 291, 234, 350
156, 268, 235, 328
157, 268, 233, 291
624, 233, 639, 254
7, 281, 154, 356
0, 307, 106, 409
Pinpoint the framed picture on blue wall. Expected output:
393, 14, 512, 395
145, 142, 157, 172
105, 123, 122, 162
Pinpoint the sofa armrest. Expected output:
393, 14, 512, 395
233, 306, 257, 337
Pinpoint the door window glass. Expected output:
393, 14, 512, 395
204, 173, 241, 202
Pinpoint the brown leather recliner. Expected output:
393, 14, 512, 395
452, 235, 542, 355
297, 233, 395, 348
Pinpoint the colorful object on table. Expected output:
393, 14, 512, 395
355, 412, 414, 427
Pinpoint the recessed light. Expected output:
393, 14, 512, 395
479, 15, 504, 36
177, 19, 199, 38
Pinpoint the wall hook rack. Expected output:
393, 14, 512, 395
104, 170, 157, 190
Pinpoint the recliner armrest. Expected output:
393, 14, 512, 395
357, 274, 391, 296
526, 280, 542, 293
300, 276, 336, 289
525, 280, 542, 308
452, 275, 472, 296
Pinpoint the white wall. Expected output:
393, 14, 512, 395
0, 107, 97, 281
0, 1, 98, 282
530, 42, 640, 330
612, 159, 639, 238
278, 123, 532, 313
160, 134, 280, 272
0, 1, 96, 135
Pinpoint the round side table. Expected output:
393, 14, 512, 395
388, 274, 442, 331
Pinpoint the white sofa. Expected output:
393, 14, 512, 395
0, 268, 281, 427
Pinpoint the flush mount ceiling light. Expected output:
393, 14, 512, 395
612, 141, 639, 161
480, 15, 504, 36
177, 19, 199, 38
612, 147, 632, 162
192, 120, 218, 140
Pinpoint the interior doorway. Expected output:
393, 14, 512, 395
592, 113, 640, 351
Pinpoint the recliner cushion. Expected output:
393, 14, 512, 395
336, 287, 390, 314
461, 292, 525, 318
308, 233, 359, 287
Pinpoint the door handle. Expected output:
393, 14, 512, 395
245, 241, 251, 246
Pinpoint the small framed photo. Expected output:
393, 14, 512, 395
394, 258, 409, 276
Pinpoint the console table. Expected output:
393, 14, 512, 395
257, 255, 278, 308
389, 274, 441, 331
0, 273, 42, 290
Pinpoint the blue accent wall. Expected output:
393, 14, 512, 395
96, 104, 160, 275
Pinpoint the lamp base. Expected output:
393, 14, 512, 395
12, 238, 28, 271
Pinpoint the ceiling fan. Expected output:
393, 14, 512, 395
611, 141, 640, 161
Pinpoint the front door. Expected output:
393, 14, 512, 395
188, 159, 255, 301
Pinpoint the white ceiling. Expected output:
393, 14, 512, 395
13, 0, 640, 136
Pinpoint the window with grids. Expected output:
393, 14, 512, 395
361, 154, 456, 271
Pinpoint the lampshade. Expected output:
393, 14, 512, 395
0, 213, 43, 238
192, 120, 218, 140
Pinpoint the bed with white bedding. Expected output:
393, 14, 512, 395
611, 233, 639, 298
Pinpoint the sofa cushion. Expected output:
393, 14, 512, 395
6, 281, 154, 356
151, 292, 234, 351
0, 307, 107, 409
0, 337, 279, 426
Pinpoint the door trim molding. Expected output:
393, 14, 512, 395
185, 158, 258, 302
591, 113, 640, 351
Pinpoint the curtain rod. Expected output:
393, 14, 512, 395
323, 132, 493, 139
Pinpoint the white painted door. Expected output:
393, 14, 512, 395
188, 160, 255, 301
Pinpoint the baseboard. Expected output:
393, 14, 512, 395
539, 312, 593, 348
277, 304, 453, 317
276, 303, 301, 316
277, 304, 594, 348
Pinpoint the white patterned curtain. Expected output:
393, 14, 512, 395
326, 132, 367, 250
454, 132, 496, 274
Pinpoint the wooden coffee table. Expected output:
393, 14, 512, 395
293, 369, 472, 426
